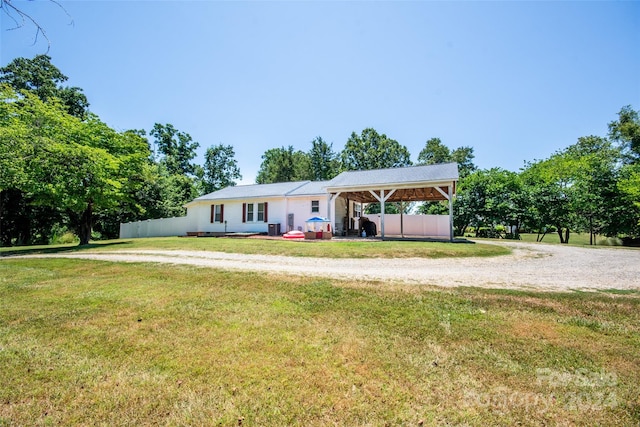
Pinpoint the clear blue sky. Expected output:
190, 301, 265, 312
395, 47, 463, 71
2, 0, 639, 184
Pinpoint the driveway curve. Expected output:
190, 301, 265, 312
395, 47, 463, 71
14, 241, 640, 291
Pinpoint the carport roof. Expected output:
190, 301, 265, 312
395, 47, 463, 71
325, 163, 459, 203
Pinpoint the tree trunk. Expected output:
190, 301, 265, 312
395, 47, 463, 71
564, 228, 570, 244
78, 202, 93, 246
537, 229, 547, 242
556, 227, 565, 244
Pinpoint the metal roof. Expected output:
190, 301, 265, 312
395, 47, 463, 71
188, 180, 327, 204
286, 180, 329, 196
325, 163, 459, 203
326, 163, 459, 189
187, 163, 459, 205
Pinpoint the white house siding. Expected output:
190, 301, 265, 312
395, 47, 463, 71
285, 195, 329, 232
119, 195, 328, 238
186, 197, 288, 234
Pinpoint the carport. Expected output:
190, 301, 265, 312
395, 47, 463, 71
324, 163, 459, 241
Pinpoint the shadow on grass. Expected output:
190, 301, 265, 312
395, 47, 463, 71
0, 240, 134, 258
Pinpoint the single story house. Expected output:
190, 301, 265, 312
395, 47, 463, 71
119, 162, 459, 240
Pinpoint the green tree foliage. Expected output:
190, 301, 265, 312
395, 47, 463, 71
565, 136, 636, 241
147, 123, 201, 216
608, 105, 640, 162
417, 137, 476, 178
450, 146, 477, 179
256, 146, 312, 184
341, 128, 411, 171
452, 168, 529, 237
0, 86, 148, 245
308, 136, 340, 181
342, 128, 411, 214
523, 155, 578, 244
92, 130, 156, 239
618, 164, 640, 213
521, 136, 633, 244
150, 123, 199, 176
201, 144, 242, 194
417, 138, 477, 217
0, 55, 89, 118
609, 106, 640, 230
417, 138, 450, 165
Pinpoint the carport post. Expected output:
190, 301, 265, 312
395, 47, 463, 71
380, 189, 385, 239
448, 183, 453, 242
435, 184, 455, 242
368, 189, 396, 240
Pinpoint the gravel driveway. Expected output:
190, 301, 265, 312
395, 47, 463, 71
15, 241, 640, 291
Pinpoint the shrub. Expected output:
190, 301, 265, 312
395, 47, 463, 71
50, 231, 79, 245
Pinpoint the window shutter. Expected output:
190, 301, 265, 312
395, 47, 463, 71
220, 204, 224, 223
242, 203, 246, 223
210, 204, 215, 223
264, 202, 268, 223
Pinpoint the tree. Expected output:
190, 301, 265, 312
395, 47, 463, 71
450, 146, 477, 179
201, 144, 242, 194
308, 136, 340, 181
92, 130, 154, 239
150, 123, 200, 176
417, 137, 476, 178
451, 168, 529, 237
617, 163, 640, 236
452, 170, 490, 236
609, 106, 640, 234
416, 138, 477, 217
0, 56, 93, 244
523, 153, 576, 244
256, 146, 312, 184
341, 128, 411, 171
521, 136, 628, 244
564, 136, 631, 243
0, 55, 89, 118
0, 87, 148, 245
417, 138, 450, 165
608, 105, 640, 163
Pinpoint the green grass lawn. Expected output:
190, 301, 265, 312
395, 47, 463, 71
1, 258, 638, 426
0, 236, 511, 259
518, 232, 600, 246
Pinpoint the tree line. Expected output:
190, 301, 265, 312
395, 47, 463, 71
1, 55, 638, 246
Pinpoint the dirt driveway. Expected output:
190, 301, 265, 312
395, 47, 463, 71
16, 241, 640, 291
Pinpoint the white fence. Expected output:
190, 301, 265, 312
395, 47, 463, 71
120, 213, 451, 239
119, 216, 191, 239
367, 214, 450, 238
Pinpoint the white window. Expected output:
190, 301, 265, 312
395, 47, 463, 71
247, 203, 254, 222
257, 203, 265, 222
354, 202, 362, 218
311, 200, 320, 213
214, 204, 223, 222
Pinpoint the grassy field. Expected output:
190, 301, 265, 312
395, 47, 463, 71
0, 236, 511, 259
1, 258, 638, 426
483, 232, 633, 247
518, 232, 602, 246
